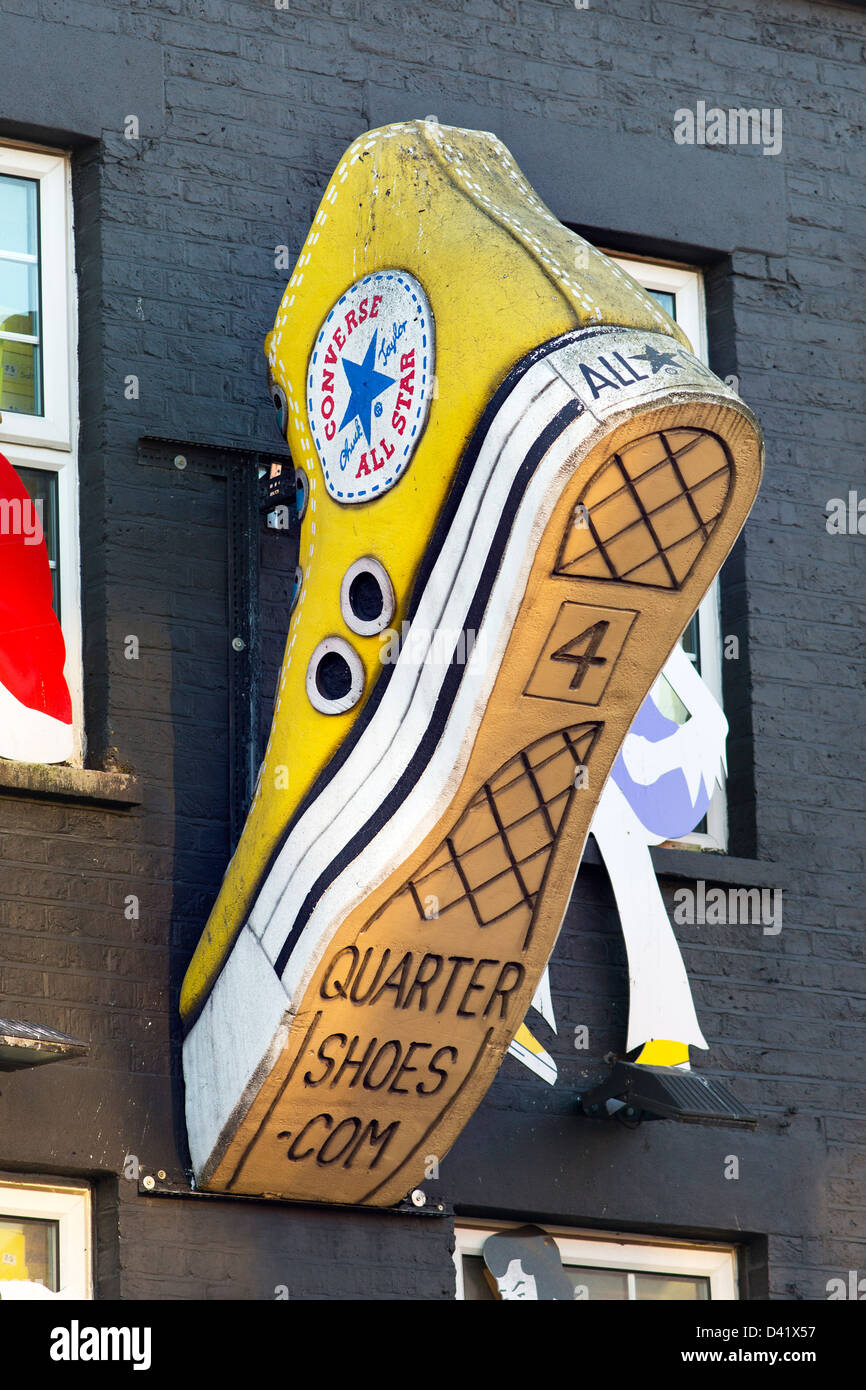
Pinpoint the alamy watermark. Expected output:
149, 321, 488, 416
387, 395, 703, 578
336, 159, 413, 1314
50, 1323, 151, 1371
0, 495, 43, 546
826, 1270, 866, 1300
379, 622, 487, 668
826, 490, 865, 535
674, 880, 782, 935
674, 102, 783, 157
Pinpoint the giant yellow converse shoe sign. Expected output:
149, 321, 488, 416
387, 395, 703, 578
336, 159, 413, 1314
181, 121, 762, 1207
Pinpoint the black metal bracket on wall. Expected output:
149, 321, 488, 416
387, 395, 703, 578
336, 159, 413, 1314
136, 1172, 450, 1217
138, 435, 288, 846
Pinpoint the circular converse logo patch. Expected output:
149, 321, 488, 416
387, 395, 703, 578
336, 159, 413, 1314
307, 270, 435, 504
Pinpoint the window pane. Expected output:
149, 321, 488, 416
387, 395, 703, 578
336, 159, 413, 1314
0, 336, 41, 417
648, 287, 676, 320
634, 1271, 710, 1300
0, 175, 38, 256
0, 1215, 59, 1291
566, 1264, 629, 1299
681, 610, 701, 669
461, 1255, 495, 1299
14, 466, 60, 617
462, 1254, 709, 1300
0, 174, 42, 417
0, 257, 40, 336
461, 1255, 621, 1301
652, 670, 690, 725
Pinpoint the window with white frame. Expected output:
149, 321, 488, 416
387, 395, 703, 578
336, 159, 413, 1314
0, 143, 82, 760
0, 1178, 92, 1298
608, 255, 727, 851
454, 1222, 738, 1301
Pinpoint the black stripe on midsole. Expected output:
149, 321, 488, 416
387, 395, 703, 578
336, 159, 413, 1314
273, 395, 585, 978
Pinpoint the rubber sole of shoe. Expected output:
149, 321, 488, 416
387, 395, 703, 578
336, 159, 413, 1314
197, 394, 761, 1206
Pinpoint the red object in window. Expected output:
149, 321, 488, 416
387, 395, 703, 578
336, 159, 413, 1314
0, 450, 73, 761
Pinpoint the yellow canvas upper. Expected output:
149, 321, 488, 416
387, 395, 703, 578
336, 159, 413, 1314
179, 120, 690, 1024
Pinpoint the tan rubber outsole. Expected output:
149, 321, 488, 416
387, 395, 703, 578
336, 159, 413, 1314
202, 397, 762, 1206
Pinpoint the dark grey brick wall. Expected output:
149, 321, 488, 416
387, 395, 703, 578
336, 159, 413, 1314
0, 0, 863, 1300
100, 1181, 454, 1301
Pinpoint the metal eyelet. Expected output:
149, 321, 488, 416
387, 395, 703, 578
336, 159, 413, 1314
340, 557, 395, 637
306, 637, 365, 715
271, 383, 289, 438
295, 468, 309, 522
290, 566, 302, 614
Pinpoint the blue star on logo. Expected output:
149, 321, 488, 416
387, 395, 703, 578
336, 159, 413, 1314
339, 330, 395, 445
630, 343, 684, 374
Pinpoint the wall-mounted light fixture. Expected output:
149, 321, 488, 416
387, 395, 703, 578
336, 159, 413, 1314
0, 1017, 88, 1072
578, 1060, 756, 1129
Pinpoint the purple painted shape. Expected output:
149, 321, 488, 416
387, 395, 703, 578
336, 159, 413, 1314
611, 694, 712, 839
625, 696, 679, 743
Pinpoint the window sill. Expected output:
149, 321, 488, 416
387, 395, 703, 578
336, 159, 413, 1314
0, 761, 142, 808
581, 839, 782, 888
